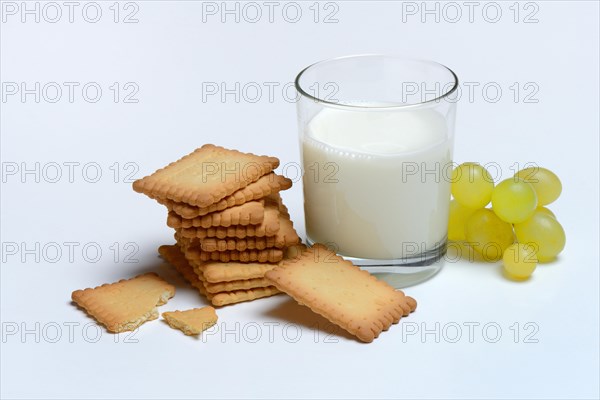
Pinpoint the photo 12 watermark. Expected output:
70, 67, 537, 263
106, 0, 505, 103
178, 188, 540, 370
400, 1, 540, 24
1, 241, 140, 264
401, 321, 540, 343
1, 321, 140, 344
202, 81, 293, 104
199, 321, 342, 343
1, 161, 140, 184
313, 239, 538, 265
1, 82, 140, 104
400, 81, 540, 104
200, 1, 340, 24
1, 1, 140, 23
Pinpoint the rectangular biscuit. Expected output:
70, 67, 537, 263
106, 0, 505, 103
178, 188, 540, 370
158, 173, 292, 218
183, 246, 284, 263
133, 144, 279, 207
194, 261, 278, 283
72, 273, 176, 333
210, 286, 281, 307
197, 208, 299, 250
188, 260, 279, 304
265, 244, 417, 343
189, 245, 305, 283
176, 195, 297, 242
176, 224, 267, 240
191, 263, 206, 280
199, 236, 279, 252
204, 277, 273, 294
191, 265, 270, 293
166, 200, 264, 229
174, 200, 280, 237
162, 307, 218, 336
158, 245, 280, 306
271, 201, 301, 248
168, 201, 265, 229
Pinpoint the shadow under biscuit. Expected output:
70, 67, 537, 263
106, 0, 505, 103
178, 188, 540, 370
89, 258, 174, 284
154, 258, 192, 289
262, 297, 357, 342
124, 255, 193, 292
154, 258, 214, 306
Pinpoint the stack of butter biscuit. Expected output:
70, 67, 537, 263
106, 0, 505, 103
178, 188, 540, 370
133, 144, 301, 306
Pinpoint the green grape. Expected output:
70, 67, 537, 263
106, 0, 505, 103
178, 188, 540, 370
503, 243, 538, 280
491, 178, 537, 223
514, 167, 562, 206
451, 163, 495, 209
448, 200, 476, 241
514, 212, 566, 262
465, 208, 514, 261
536, 206, 556, 219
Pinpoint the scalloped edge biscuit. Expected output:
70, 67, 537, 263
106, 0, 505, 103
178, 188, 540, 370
200, 261, 278, 282
162, 307, 218, 336
159, 245, 281, 306
265, 244, 417, 343
272, 201, 301, 248
210, 286, 281, 306
191, 244, 306, 283
72, 273, 176, 333
176, 197, 299, 243
203, 277, 273, 294
200, 236, 279, 252
133, 144, 279, 207
174, 200, 280, 236
191, 263, 272, 293
183, 246, 284, 263
166, 200, 264, 229
159, 173, 292, 218
167, 201, 278, 233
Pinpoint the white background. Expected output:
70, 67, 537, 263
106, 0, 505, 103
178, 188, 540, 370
1, 1, 599, 399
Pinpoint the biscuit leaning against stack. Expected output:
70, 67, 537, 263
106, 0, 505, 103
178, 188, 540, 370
133, 144, 301, 306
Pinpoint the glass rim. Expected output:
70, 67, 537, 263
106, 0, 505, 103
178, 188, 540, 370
294, 54, 459, 110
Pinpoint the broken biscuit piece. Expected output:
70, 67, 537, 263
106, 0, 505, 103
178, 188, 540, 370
162, 307, 218, 336
72, 273, 175, 333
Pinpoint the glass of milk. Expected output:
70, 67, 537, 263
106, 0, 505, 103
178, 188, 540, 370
295, 55, 458, 287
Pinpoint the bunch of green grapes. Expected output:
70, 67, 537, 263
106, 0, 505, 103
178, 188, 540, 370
449, 163, 565, 280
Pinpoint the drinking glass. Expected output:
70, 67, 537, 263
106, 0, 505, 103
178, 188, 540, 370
295, 55, 458, 287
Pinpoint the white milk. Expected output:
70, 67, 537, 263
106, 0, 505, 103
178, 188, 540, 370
302, 107, 453, 260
